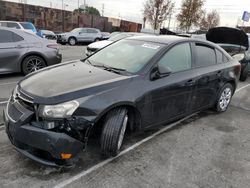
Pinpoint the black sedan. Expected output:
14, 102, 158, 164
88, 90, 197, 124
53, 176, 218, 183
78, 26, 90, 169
4, 36, 240, 166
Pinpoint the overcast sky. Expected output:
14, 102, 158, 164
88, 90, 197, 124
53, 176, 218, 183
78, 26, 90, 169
5, 0, 250, 29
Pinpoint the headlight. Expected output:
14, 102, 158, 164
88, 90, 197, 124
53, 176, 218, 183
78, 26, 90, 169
39, 101, 79, 118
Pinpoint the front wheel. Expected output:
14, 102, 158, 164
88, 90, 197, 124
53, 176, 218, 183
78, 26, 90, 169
22, 56, 46, 75
215, 83, 234, 112
68, 37, 77, 46
101, 108, 128, 157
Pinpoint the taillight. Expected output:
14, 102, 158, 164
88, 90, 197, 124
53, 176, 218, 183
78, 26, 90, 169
47, 44, 58, 49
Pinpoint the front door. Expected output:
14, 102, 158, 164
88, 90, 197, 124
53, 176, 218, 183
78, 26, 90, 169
141, 42, 198, 127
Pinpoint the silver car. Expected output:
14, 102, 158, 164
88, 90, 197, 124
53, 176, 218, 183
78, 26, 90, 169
0, 27, 62, 75
57, 28, 102, 46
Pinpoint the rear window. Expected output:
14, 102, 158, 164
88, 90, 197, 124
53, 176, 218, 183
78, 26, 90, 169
195, 43, 216, 67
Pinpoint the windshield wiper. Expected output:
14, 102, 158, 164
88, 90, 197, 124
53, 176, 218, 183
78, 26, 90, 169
93, 64, 127, 74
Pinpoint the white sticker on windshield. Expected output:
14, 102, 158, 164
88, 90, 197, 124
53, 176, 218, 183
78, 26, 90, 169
142, 43, 160, 50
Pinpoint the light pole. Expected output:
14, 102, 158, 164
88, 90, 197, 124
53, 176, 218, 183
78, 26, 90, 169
62, 0, 64, 32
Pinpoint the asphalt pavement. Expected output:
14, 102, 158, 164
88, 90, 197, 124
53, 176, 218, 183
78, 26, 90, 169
0, 46, 250, 188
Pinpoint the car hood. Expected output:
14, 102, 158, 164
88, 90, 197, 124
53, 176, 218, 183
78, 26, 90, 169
88, 40, 113, 49
18, 61, 133, 104
206, 27, 249, 50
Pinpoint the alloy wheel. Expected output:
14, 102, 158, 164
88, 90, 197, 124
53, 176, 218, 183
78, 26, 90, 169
26, 58, 45, 73
219, 87, 232, 111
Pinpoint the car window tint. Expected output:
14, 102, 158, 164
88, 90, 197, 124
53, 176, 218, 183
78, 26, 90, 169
80, 29, 87, 33
0, 30, 24, 43
87, 29, 97, 33
216, 49, 223, 63
0, 22, 7, 27
195, 44, 216, 67
158, 43, 192, 73
12, 33, 24, 42
0, 30, 13, 43
7, 22, 21, 29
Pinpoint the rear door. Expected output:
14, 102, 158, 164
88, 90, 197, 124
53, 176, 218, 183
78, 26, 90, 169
0, 29, 27, 73
191, 42, 224, 111
87, 29, 98, 42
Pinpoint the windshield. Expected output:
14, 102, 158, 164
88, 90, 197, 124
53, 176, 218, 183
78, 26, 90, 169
87, 39, 164, 73
71, 28, 82, 33
20, 22, 35, 30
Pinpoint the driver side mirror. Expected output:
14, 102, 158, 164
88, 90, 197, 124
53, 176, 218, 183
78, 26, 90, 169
150, 65, 172, 81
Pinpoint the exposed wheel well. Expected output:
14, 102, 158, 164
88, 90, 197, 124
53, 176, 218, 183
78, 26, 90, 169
89, 105, 142, 139
21, 54, 47, 73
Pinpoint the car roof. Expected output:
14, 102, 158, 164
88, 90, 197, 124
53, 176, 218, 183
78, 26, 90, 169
127, 35, 204, 45
0, 20, 19, 23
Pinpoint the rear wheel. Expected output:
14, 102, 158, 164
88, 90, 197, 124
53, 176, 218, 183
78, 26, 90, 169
215, 83, 233, 112
101, 108, 128, 157
22, 56, 46, 75
94, 38, 100, 42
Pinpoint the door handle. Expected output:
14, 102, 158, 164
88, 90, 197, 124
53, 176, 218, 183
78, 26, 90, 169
185, 79, 195, 86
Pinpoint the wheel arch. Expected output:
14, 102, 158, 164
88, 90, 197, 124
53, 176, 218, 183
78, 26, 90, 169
92, 102, 142, 135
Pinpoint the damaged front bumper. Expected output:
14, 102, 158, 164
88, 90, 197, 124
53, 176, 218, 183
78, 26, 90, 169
4, 94, 93, 167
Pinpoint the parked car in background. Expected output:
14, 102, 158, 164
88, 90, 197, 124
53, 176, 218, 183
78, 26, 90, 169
206, 27, 250, 81
37, 30, 57, 40
0, 21, 37, 34
4, 36, 240, 166
0, 27, 62, 75
57, 28, 102, 46
86, 32, 149, 56
101, 32, 111, 40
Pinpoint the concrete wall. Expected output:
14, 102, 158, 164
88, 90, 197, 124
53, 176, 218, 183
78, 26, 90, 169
0, 1, 142, 33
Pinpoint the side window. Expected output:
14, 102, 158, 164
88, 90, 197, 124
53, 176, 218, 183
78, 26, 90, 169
158, 43, 192, 73
87, 29, 98, 33
0, 22, 7, 27
7, 22, 21, 29
216, 49, 223, 64
0, 30, 24, 43
80, 29, 87, 34
12, 33, 24, 42
195, 43, 216, 67
0, 30, 13, 43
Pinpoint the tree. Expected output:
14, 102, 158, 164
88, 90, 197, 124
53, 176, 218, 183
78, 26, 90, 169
177, 0, 205, 32
74, 6, 100, 16
143, 0, 175, 30
200, 10, 220, 30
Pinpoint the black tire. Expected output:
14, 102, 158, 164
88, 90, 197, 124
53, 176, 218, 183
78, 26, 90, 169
215, 83, 234, 112
94, 38, 100, 42
239, 65, 249, 81
60, 42, 66, 45
101, 108, 128, 157
22, 55, 46, 75
68, 37, 77, 46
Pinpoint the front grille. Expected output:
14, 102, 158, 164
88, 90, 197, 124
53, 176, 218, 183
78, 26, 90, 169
87, 47, 97, 52
7, 88, 35, 123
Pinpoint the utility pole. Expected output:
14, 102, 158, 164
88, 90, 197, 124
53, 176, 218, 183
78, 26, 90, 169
102, 4, 104, 17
